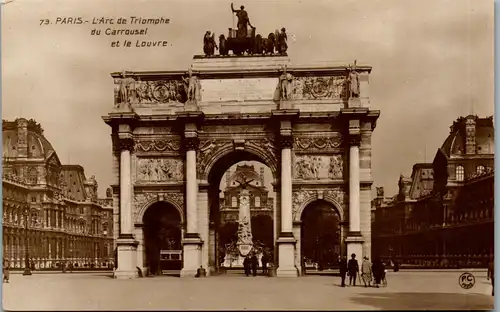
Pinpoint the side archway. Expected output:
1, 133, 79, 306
142, 201, 183, 275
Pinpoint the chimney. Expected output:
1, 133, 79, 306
16, 118, 28, 158
260, 167, 265, 184
465, 115, 476, 155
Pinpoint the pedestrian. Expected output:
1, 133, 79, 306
371, 257, 385, 288
339, 256, 348, 287
347, 253, 359, 286
488, 258, 494, 296
251, 253, 258, 277
243, 255, 250, 276
3, 258, 10, 283
361, 256, 372, 287
261, 252, 268, 275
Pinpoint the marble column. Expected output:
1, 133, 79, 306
181, 137, 202, 277
114, 137, 138, 279
277, 136, 298, 277
346, 133, 364, 260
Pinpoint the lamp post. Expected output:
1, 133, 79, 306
23, 207, 32, 276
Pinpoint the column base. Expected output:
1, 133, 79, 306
114, 269, 138, 279
181, 236, 203, 278
276, 235, 298, 277
346, 235, 364, 260
115, 237, 139, 279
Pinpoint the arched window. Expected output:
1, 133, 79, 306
102, 222, 108, 235
476, 165, 485, 175
455, 165, 465, 181
255, 196, 261, 207
231, 197, 237, 207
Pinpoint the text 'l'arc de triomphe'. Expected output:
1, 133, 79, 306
103, 26, 380, 279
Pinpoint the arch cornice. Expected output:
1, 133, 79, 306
134, 192, 185, 225
292, 188, 345, 223
198, 138, 278, 181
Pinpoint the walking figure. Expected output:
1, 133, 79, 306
251, 253, 258, 277
339, 256, 348, 287
347, 253, 359, 286
3, 259, 10, 283
361, 257, 373, 287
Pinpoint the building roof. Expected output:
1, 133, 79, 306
440, 115, 494, 157
60, 165, 88, 201
2, 118, 56, 159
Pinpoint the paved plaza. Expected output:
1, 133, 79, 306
2, 271, 494, 310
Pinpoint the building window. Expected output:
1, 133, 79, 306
255, 196, 260, 207
231, 197, 237, 207
31, 196, 36, 203
477, 165, 485, 175
28, 168, 38, 185
79, 207, 84, 214
455, 165, 464, 181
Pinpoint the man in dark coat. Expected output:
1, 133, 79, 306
251, 253, 258, 277
261, 252, 269, 275
243, 255, 250, 276
339, 256, 348, 287
372, 258, 385, 288
347, 253, 359, 286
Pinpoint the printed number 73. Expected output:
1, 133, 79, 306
39, 19, 50, 26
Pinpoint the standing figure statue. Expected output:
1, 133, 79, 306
279, 65, 294, 100
277, 27, 288, 55
182, 68, 201, 102
203, 31, 218, 56
348, 61, 360, 98
231, 3, 254, 38
116, 71, 135, 108
219, 34, 228, 55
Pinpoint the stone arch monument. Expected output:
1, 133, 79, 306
103, 54, 380, 279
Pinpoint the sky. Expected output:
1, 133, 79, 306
2, 0, 494, 197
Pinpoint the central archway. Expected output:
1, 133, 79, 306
300, 200, 342, 273
143, 202, 182, 275
206, 150, 278, 274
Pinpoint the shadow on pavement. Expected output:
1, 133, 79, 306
349, 292, 494, 310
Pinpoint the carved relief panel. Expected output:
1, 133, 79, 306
135, 139, 181, 153
293, 155, 344, 180
133, 192, 185, 223
136, 158, 184, 182
114, 78, 188, 105
292, 188, 345, 221
289, 76, 347, 100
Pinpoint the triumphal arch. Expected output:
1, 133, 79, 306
103, 24, 380, 278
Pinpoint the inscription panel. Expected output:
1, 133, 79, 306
201, 78, 278, 102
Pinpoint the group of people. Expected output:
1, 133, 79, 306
339, 253, 386, 288
243, 251, 270, 277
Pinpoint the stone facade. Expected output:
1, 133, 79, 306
372, 115, 494, 268
2, 119, 114, 270
103, 55, 380, 279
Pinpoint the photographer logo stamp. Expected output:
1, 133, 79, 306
459, 272, 475, 289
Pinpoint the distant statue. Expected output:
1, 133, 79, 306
277, 27, 288, 55
182, 68, 201, 102
106, 187, 112, 198
254, 34, 263, 54
231, 3, 254, 38
264, 32, 276, 54
376, 187, 384, 197
348, 61, 360, 98
279, 66, 294, 100
203, 31, 218, 56
219, 34, 228, 55
274, 29, 280, 53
